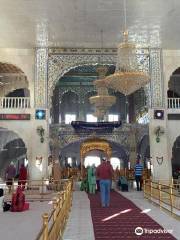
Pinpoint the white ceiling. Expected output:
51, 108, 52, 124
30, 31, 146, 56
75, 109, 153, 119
0, 0, 180, 49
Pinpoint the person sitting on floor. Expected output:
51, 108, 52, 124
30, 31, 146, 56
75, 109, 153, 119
11, 186, 29, 212
118, 176, 128, 192
0, 188, 11, 212
0, 188, 4, 212
80, 178, 89, 192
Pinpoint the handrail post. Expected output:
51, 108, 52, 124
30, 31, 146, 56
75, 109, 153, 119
41, 179, 44, 201
150, 180, 152, 201
171, 177, 173, 187
53, 198, 58, 222
42, 213, 49, 240
169, 184, 173, 215
158, 181, 162, 209
143, 180, 146, 198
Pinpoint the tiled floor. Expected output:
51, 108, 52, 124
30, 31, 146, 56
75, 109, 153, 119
0, 182, 179, 240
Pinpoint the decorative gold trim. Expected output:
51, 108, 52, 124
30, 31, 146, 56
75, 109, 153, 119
80, 138, 112, 160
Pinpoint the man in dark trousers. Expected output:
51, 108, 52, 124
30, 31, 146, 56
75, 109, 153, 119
134, 159, 143, 191
96, 158, 113, 207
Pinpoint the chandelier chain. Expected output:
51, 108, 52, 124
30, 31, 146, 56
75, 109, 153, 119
123, 0, 127, 32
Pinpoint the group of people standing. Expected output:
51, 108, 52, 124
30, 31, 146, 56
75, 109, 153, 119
5, 162, 28, 192
86, 158, 114, 208
0, 161, 29, 213
84, 157, 144, 208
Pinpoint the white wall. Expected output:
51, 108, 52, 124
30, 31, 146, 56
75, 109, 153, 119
0, 48, 50, 180
0, 108, 49, 180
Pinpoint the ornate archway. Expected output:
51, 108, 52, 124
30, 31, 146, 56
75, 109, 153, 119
80, 138, 112, 175
35, 47, 163, 109
48, 57, 116, 107
80, 138, 112, 159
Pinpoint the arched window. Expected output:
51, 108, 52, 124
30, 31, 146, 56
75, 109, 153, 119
110, 157, 121, 170
84, 156, 100, 167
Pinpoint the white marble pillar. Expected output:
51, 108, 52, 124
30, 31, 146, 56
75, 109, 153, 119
149, 109, 172, 181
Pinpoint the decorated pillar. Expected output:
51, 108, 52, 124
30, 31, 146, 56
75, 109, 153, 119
34, 48, 48, 108
149, 109, 171, 181
148, 49, 171, 180
30, 48, 49, 179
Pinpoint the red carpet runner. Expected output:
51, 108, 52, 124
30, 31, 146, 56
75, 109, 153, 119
88, 191, 176, 239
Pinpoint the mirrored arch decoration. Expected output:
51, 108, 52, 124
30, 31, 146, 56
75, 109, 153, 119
35, 47, 163, 108
80, 139, 112, 160
50, 123, 148, 157
59, 86, 95, 104
48, 53, 116, 107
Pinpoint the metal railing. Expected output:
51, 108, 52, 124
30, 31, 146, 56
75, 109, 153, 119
35, 178, 73, 240
168, 98, 180, 109
0, 97, 31, 108
1, 179, 63, 202
143, 179, 180, 218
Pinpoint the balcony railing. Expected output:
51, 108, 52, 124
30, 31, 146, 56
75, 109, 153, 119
0, 97, 31, 109
168, 98, 180, 109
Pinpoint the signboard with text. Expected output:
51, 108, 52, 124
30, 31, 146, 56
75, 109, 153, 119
0, 114, 31, 120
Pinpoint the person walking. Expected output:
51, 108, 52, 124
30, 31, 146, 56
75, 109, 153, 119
134, 159, 143, 191
87, 164, 96, 194
107, 160, 113, 190
96, 158, 113, 207
18, 163, 27, 191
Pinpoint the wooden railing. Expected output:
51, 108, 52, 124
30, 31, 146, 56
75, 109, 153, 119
143, 179, 180, 218
35, 178, 73, 240
168, 98, 180, 109
0, 97, 31, 108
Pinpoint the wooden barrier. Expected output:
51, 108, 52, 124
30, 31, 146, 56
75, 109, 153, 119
35, 178, 73, 240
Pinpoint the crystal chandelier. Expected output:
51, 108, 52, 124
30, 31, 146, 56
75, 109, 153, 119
104, 0, 149, 95
89, 78, 116, 119
89, 30, 116, 120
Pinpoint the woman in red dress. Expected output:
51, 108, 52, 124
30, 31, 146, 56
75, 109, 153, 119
18, 164, 27, 190
11, 186, 29, 212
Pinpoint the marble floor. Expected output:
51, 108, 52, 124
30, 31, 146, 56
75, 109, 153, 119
0, 201, 52, 240
63, 185, 180, 240
63, 191, 95, 240
0, 182, 179, 240
118, 189, 180, 239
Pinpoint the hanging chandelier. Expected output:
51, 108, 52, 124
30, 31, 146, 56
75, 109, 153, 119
89, 78, 116, 119
89, 30, 116, 119
104, 0, 150, 96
